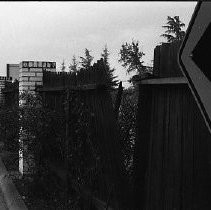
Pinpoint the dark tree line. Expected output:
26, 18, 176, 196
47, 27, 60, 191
61, 46, 118, 88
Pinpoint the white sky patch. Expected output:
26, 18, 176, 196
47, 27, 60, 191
0, 1, 197, 87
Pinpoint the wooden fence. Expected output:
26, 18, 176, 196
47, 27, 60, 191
133, 42, 211, 210
2, 40, 207, 210
0, 59, 131, 209
37, 59, 112, 111
153, 41, 183, 78
36, 59, 131, 209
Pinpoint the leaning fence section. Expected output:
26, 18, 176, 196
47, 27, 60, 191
36, 59, 130, 209
42, 60, 108, 88
38, 59, 110, 111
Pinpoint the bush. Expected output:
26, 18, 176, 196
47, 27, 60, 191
0, 105, 19, 152
0, 88, 137, 209
118, 87, 138, 178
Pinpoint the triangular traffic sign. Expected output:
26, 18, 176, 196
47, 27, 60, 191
179, 1, 211, 133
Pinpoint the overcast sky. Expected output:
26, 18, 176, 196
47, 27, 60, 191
0, 1, 197, 87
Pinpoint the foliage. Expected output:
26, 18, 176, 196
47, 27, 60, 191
10, 91, 100, 207
118, 87, 138, 179
80, 48, 94, 69
0, 106, 19, 152
18, 92, 66, 172
60, 60, 66, 72
67, 92, 101, 189
0, 86, 136, 209
161, 16, 185, 43
3, 91, 78, 207
101, 45, 118, 88
69, 55, 78, 73
119, 40, 145, 75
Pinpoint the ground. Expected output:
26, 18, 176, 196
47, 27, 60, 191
0, 150, 80, 210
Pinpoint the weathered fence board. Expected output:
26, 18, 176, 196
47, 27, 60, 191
133, 85, 152, 210
134, 83, 211, 210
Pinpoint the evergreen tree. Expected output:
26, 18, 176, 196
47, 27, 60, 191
69, 55, 78, 73
61, 60, 66, 72
101, 45, 118, 88
79, 48, 94, 69
161, 16, 185, 43
101, 44, 109, 66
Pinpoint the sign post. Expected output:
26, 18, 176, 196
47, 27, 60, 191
179, 1, 211, 133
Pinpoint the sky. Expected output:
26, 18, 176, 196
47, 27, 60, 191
0, 1, 197, 87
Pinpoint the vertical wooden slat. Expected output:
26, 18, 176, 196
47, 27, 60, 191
172, 86, 183, 210
136, 83, 211, 210
133, 85, 152, 210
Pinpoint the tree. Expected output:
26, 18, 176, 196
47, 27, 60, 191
69, 55, 78, 73
101, 45, 118, 88
101, 44, 109, 66
79, 48, 94, 69
161, 16, 185, 43
61, 60, 66, 72
118, 40, 145, 75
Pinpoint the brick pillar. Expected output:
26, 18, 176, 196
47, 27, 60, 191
18, 61, 56, 175
19, 61, 44, 94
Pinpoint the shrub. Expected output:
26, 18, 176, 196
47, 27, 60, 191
118, 87, 138, 178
